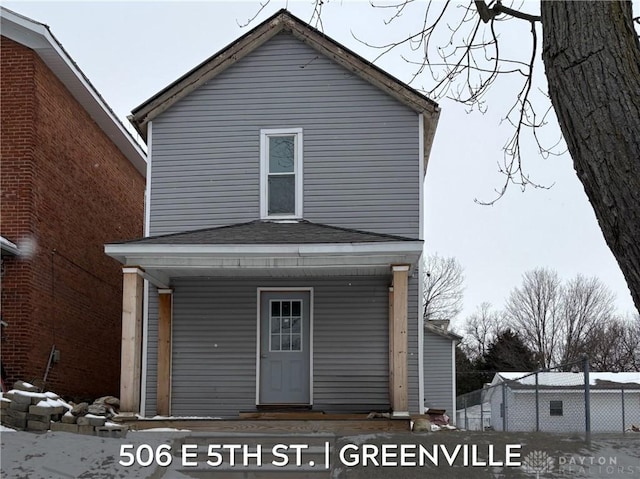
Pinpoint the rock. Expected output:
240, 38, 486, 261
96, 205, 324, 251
6, 409, 27, 420
28, 413, 53, 424
71, 402, 89, 417
9, 401, 30, 412
4, 391, 32, 405
2, 415, 26, 430
0, 398, 10, 409
77, 415, 106, 427
87, 404, 107, 416
30, 395, 48, 405
412, 418, 432, 432
78, 425, 95, 435
94, 396, 120, 409
61, 412, 77, 424
13, 381, 40, 393
27, 419, 49, 432
95, 423, 128, 438
29, 405, 55, 417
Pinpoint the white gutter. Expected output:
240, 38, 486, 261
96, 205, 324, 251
105, 241, 424, 259
0, 236, 20, 256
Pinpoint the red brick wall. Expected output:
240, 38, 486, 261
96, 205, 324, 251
0, 36, 145, 399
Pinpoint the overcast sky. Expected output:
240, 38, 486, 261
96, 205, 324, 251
5, 1, 637, 325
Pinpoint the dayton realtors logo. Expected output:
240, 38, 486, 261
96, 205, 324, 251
522, 450, 555, 478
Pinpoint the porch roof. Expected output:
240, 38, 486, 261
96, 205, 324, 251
105, 220, 424, 287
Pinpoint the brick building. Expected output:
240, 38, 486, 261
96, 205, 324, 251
0, 8, 146, 398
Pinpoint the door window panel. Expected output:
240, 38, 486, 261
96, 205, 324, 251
269, 300, 303, 352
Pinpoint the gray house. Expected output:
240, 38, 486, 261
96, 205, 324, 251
106, 10, 440, 419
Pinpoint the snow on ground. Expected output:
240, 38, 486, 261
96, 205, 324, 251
137, 427, 192, 432
1, 425, 17, 432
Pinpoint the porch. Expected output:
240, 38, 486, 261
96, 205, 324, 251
117, 411, 412, 434
105, 220, 423, 420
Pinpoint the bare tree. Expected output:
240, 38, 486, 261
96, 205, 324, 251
505, 268, 562, 368
422, 254, 464, 324
586, 316, 640, 372
244, 0, 640, 315
376, 0, 640, 312
559, 275, 616, 364
463, 302, 504, 359
620, 315, 640, 371
505, 268, 624, 368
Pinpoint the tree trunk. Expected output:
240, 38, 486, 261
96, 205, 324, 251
540, 1, 640, 312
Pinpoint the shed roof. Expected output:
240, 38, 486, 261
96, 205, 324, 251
496, 372, 640, 390
425, 322, 463, 342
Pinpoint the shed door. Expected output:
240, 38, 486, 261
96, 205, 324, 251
259, 291, 311, 405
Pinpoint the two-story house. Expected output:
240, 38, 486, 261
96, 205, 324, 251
1, 7, 146, 398
106, 9, 440, 419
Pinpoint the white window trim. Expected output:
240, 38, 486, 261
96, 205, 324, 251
260, 128, 303, 219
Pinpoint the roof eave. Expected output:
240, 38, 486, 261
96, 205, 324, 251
129, 9, 440, 142
0, 7, 147, 176
104, 241, 424, 276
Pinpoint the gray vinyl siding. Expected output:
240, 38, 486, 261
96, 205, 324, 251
142, 275, 420, 417
149, 32, 419, 238
423, 329, 454, 412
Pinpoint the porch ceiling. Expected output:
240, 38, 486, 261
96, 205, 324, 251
105, 242, 423, 287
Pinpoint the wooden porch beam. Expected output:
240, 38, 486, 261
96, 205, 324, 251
156, 289, 173, 416
120, 266, 144, 414
391, 265, 410, 416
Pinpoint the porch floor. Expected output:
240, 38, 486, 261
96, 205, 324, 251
117, 413, 412, 434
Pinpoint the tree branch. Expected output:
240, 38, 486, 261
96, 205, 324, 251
475, 0, 541, 24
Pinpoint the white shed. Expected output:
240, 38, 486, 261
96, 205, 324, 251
486, 372, 640, 433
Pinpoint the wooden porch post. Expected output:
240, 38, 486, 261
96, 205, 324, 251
391, 265, 410, 416
120, 267, 144, 414
156, 289, 173, 416
388, 286, 395, 407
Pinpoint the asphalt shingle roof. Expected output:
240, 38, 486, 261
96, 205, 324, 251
114, 220, 421, 246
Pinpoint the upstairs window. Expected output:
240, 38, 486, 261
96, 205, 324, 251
260, 129, 303, 219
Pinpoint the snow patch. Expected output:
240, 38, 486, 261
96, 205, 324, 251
7, 389, 47, 399
138, 427, 192, 432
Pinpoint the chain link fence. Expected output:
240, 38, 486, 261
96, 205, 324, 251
456, 357, 640, 433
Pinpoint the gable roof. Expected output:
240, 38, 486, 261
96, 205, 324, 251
0, 7, 147, 176
494, 372, 640, 390
111, 220, 421, 246
129, 9, 440, 158
425, 322, 463, 342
